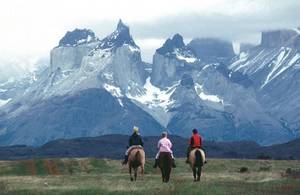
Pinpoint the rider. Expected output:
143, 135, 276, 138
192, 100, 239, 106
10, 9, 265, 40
186, 129, 203, 163
153, 131, 176, 168
122, 126, 144, 165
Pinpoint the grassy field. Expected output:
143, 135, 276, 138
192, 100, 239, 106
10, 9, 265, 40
0, 158, 299, 195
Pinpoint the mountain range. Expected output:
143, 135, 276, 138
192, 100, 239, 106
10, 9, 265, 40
0, 135, 299, 160
0, 20, 299, 146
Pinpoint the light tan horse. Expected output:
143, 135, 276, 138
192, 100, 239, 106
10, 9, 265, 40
189, 148, 205, 182
128, 147, 145, 181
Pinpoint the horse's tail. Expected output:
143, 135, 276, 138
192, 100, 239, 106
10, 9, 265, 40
195, 150, 202, 167
135, 150, 142, 163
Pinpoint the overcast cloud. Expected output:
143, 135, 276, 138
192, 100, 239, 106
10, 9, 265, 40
0, 0, 299, 63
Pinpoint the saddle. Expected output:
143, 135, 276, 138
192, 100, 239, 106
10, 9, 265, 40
128, 145, 143, 155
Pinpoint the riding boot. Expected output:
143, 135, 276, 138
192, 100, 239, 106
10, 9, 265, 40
185, 158, 189, 164
186, 147, 190, 164
153, 159, 159, 168
172, 159, 176, 168
122, 155, 128, 165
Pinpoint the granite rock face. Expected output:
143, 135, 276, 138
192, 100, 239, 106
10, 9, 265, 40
50, 29, 99, 72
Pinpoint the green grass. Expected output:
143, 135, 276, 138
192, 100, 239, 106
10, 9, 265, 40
0, 158, 299, 194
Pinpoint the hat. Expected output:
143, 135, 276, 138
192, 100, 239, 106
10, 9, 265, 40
162, 131, 168, 136
133, 126, 139, 133
192, 129, 198, 134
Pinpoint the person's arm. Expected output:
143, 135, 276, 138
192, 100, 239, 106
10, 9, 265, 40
169, 139, 173, 149
139, 136, 144, 147
190, 137, 194, 147
157, 140, 161, 149
129, 137, 132, 146
200, 136, 202, 148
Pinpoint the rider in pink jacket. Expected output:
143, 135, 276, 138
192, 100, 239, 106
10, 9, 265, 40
153, 131, 176, 168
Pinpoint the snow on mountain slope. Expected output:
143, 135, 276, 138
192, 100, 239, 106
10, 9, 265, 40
194, 83, 223, 104
229, 29, 300, 89
228, 29, 300, 138
0, 98, 11, 107
127, 77, 178, 126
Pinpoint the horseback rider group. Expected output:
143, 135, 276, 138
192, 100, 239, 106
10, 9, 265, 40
122, 126, 206, 167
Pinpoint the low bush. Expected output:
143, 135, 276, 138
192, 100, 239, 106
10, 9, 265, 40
239, 167, 248, 173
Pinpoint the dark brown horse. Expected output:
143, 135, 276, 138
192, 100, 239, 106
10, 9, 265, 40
189, 148, 205, 182
158, 152, 173, 183
128, 148, 145, 181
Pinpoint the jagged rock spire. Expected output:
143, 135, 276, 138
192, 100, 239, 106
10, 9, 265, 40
156, 34, 185, 55
96, 19, 138, 50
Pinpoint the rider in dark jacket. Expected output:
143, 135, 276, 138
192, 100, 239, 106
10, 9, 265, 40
122, 126, 144, 165
129, 131, 144, 147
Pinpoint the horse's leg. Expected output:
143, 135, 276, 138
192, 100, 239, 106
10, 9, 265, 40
166, 167, 171, 183
141, 165, 144, 181
193, 166, 197, 182
160, 168, 165, 182
134, 167, 137, 181
129, 166, 133, 181
197, 167, 202, 181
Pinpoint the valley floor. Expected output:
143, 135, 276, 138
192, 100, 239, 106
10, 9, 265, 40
0, 158, 299, 195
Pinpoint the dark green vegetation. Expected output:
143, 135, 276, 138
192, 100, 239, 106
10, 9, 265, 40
1, 135, 300, 160
0, 158, 299, 194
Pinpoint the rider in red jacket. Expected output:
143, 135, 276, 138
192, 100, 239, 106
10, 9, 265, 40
186, 129, 202, 163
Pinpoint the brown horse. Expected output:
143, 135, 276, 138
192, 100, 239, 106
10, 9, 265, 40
128, 148, 145, 181
189, 148, 205, 182
158, 152, 173, 183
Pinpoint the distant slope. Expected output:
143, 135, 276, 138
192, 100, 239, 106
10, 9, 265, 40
0, 135, 299, 160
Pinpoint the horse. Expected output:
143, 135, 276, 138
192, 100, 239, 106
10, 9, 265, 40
158, 152, 173, 183
128, 147, 145, 181
189, 148, 205, 182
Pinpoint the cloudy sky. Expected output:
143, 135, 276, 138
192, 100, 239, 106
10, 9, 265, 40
0, 0, 299, 64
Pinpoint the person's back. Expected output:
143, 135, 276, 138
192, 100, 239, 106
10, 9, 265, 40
190, 131, 202, 149
157, 137, 172, 153
129, 132, 144, 147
